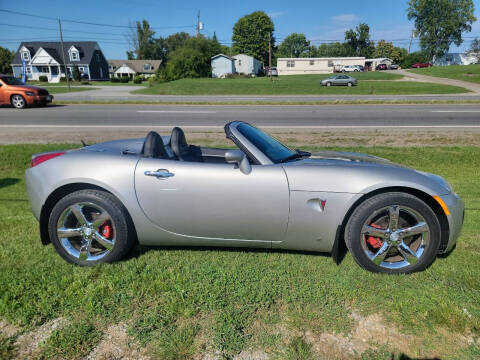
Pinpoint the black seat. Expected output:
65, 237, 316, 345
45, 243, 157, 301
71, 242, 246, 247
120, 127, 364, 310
141, 131, 169, 159
170, 127, 203, 162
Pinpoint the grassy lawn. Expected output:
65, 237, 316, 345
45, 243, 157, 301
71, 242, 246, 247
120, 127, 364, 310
134, 74, 468, 95
409, 64, 480, 84
0, 144, 479, 359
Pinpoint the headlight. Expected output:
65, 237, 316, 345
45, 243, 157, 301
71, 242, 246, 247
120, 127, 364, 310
25, 91, 35, 96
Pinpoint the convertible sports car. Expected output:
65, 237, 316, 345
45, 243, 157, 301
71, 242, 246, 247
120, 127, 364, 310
25, 122, 464, 274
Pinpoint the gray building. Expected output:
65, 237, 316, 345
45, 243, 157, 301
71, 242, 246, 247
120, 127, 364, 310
433, 53, 478, 66
211, 54, 235, 78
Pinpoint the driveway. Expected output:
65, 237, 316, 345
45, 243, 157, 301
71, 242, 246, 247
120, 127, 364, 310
393, 69, 480, 94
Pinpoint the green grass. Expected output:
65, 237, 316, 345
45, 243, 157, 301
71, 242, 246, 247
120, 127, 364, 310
133, 73, 469, 96
0, 144, 479, 359
409, 64, 480, 84
44, 87, 98, 94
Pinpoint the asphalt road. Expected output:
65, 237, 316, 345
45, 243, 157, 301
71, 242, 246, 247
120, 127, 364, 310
1, 104, 480, 129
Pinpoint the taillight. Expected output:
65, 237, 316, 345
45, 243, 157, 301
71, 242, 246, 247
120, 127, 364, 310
30, 152, 65, 167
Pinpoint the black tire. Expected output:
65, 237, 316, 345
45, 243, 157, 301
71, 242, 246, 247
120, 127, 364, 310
347, 82, 353, 87
326, 82, 332, 87
345, 192, 441, 274
48, 189, 136, 266
11, 94, 26, 109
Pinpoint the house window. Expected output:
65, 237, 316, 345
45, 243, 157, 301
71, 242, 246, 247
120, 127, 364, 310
21, 51, 30, 61
328, 61, 334, 67
38, 66, 49, 73
70, 51, 79, 61
143, 64, 152, 71
79, 67, 84, 72
309, 60, 314, 65
286, 60, 295, 67
26, 66, 32, 74
238, 59, 242, 66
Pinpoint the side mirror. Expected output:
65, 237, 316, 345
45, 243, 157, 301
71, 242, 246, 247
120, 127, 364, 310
225, 150, 252, 175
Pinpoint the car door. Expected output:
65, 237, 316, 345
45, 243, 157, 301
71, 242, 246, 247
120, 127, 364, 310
135, 158, 290, 242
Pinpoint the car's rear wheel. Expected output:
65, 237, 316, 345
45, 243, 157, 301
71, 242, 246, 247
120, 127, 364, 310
48, 189, 135, 266
345, 192, 441, 274
11, 95, 26, 109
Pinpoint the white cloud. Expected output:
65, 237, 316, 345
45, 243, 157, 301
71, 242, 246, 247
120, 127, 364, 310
267, 11, 288, 19
330, 14, 360, 26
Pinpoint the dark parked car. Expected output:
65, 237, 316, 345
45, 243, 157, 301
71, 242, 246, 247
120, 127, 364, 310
376, 63, 388, 70
390, 64, 399, 70
412, 62, 432, 68
321, 75, 357, 87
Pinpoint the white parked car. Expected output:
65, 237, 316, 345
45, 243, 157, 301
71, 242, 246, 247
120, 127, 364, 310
340, 65, 361, 73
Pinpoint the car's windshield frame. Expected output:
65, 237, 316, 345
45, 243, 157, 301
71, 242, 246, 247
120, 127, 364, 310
0, 76, 26, 86
230, 122, 298, 164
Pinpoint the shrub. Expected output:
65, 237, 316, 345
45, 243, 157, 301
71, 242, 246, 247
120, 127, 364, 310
72, 65, 81, 81
164, 46, 210, 81
120, 76, 130, 83
110, 76, 119, 83
133, 75, 144, 84
81, 80, 90, 85
38, 75, 48, 82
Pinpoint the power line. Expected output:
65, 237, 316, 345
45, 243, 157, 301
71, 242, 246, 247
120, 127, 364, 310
0, 8, 195, 30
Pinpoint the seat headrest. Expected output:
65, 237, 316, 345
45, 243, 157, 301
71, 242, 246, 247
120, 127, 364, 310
141, 131, 169, 159
170, 127, 189, 159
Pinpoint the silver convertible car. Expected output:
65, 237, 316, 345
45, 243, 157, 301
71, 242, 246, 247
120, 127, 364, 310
25, 122, 464, 274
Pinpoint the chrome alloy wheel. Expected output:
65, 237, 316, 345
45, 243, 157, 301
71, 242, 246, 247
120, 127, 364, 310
11, 95, 25, 108
360, 205, 430, 269
57, 202, 116, 261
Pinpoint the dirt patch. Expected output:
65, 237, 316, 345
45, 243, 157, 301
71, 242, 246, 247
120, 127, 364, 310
14, 317, 68, 359
2, 128, 480, 147
0, 320, 20, 337
84, 323, 149, 360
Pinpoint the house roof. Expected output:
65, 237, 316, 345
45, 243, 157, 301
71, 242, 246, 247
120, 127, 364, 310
211, 54, 233, 60
12, 41, 101, 65
108, 59, 162, 73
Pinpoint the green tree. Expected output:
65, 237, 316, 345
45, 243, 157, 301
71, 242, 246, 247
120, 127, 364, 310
407, 0, 476, 60
72, 64, 81, 81
129, 19, 157, 59
374, 40, 408, 63
164, 47, 209, 81
276, 33, 310, 58
317, 42, 350, 57
469, 37, 480, 54
345, 23, 374, 57
0, 46, 14, 74
232, 11, 274, 64
399, 51, 429, 68
126, 51, 135, 60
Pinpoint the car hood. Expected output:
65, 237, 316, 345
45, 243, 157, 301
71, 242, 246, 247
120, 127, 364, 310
282, 151, 451, 195
9, 84, 45, 91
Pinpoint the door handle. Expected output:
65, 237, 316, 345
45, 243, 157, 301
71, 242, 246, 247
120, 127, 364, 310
144, 169, 175, 179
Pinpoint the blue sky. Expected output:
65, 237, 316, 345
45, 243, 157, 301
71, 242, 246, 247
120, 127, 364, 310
1, 0, 479, 58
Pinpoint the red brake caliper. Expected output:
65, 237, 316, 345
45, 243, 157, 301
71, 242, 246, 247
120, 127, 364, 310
100, 222, 112, 239
367, 223, 383, 249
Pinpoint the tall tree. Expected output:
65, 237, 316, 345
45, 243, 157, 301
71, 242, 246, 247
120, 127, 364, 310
407, 0, 476, 59
232, 11, 274, 64
0, 46, 14, 74
469, 37, 480, 54
128, 20, 157, 59
276, 33, 310, 58
345, 23, 374, 57
317, 42, 350, 57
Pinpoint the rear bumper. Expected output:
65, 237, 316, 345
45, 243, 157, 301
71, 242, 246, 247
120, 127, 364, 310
438, 192, 464, 253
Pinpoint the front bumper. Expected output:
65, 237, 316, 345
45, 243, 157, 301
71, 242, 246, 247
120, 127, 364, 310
27, 94, 53, 105
438, 192, 464, 253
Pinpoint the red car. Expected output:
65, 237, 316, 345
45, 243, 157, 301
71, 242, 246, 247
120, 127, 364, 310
375, 63, 388, 70
412, 62, 432, 68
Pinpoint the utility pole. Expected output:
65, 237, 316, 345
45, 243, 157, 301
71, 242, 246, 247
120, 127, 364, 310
58, 19, 70, 90
408, 30, 414, 54
269, 32, 272, 82
196, 10, 200, 37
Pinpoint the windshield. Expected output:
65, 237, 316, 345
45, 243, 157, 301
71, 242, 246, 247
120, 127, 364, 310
236, 123, 296, 163
0, 76, 25, 86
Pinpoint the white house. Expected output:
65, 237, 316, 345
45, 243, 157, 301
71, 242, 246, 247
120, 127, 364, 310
433, 53, 478, 66
365, 58, 393, 71
232, 54, 263, 76
11, 41, 109, 83
277, 57, 366, 75
108, 59, 162, 79
211, 54, 235, 78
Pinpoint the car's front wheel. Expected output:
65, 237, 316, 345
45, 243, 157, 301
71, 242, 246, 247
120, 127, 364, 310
48, 189, 136, 266
345, 192, 441, 274
11, 94, 26, 109
347, 82, 353, 87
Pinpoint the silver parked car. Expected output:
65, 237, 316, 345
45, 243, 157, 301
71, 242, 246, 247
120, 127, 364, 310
321, 75, 358, 87
25, 122, 463, 274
